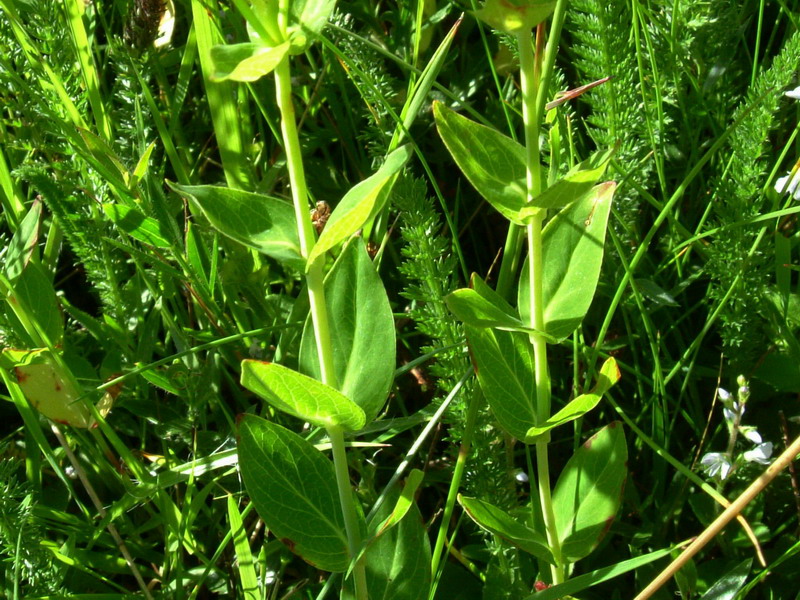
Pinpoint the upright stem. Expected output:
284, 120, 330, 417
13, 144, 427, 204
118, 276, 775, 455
274, 57, 367, 599
517, 27, 564, 583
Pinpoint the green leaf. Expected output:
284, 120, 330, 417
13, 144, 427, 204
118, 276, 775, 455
517, 147, 616, 219
475, 0, 557, 33
227, 495, 260, 600
520, 181, 616, 341
433, 102, 527, 223
459, 495, 554, 564
237, 415, 351, 572
0, 348, 110, 428
345, 479, 431, 600
169, 182, 303, 269
130, 140, 157, 189
240, 361, 366, 431
445, 273, 521, 329
12, 261, 63, 346
699, 558, 751, 600
102, 204, 171, 248
371, 469, 424, 540
308, 145, 412, 266
210, 41, 290, 82
525, 358, 621, 441
466, 325, 537, 440
287, 0, 337, 53
552, 422, 627, 562
300, 238, 395, 425
5, 198, 41, 281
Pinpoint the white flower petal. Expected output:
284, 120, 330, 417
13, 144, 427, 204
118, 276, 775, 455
744, 442, 773, 464
743, 429, 762, 444
775, 171, 800, 200
701, 452, 732, 480
717, 388, 731, 401
785, 86, 800, 100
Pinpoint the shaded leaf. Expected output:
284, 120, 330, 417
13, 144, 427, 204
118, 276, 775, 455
237, 415, 350, 572
300, 238, 394, 425
466, 325, 537, 440
520, 182, 615, 341
552, 422, 627, 562
434, 102, 527, 223
459, 495, 554, 564
169, 182, 303, 269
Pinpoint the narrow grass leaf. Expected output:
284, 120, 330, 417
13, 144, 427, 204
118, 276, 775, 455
227, 495, 260, 600
525, 358, 621, 441
552, 421, 627, 562
466, 325, 537, 440
241, 361, 366, 431
237, 415, 350, 572
308, 145, 412, 266
300, 238, 395, 425
433, 102, 527, 223
524, 546, 675, 600
169, 182, 303, 269
699, 558, 752, 600
459, 495, 554, 564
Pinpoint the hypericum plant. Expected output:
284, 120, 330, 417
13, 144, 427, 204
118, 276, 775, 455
170, 1, 457, 598
431, 0, 627, 590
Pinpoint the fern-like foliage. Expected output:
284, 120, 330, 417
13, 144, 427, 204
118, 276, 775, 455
567, 0, 657, 245
0, 449, 63, 595
706, 29, 800, 369
395, 175, 515, 508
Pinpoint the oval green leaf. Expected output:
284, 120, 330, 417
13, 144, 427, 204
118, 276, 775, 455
466, 325, 537, 440
525, 357, 621, 441
433, 102, 527, 223
520, 181, 616, 341
5, 199, 41, 281
300, 238, 395, 425
517, 146, 616, 220
237, 414, 350, 572
240, 361, 366, 431
210, 41, 290, 82
169, 182, 303, 269
459, 495, 554, 564
103, 204, 171, 248
307, 145, 412, 266
552, 421, 627, 562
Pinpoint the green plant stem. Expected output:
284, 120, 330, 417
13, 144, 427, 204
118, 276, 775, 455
517, 25, 564, 584
274, 57, 367, 599
329, 426, 369, 599
429, 386, 481, 594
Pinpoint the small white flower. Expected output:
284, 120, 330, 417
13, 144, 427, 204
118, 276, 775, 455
743, 442, 773, 465
775, 170, 800, 200
785, 86, 800, 100
723, 401, 743, 425
515, 470, 529, 483
701, 452, 733, 480
742, 428, 762, 444
717, 388, 731, 401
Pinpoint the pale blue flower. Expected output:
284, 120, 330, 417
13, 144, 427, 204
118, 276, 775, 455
701, 452, 733, 480
743, 442, 773, 465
